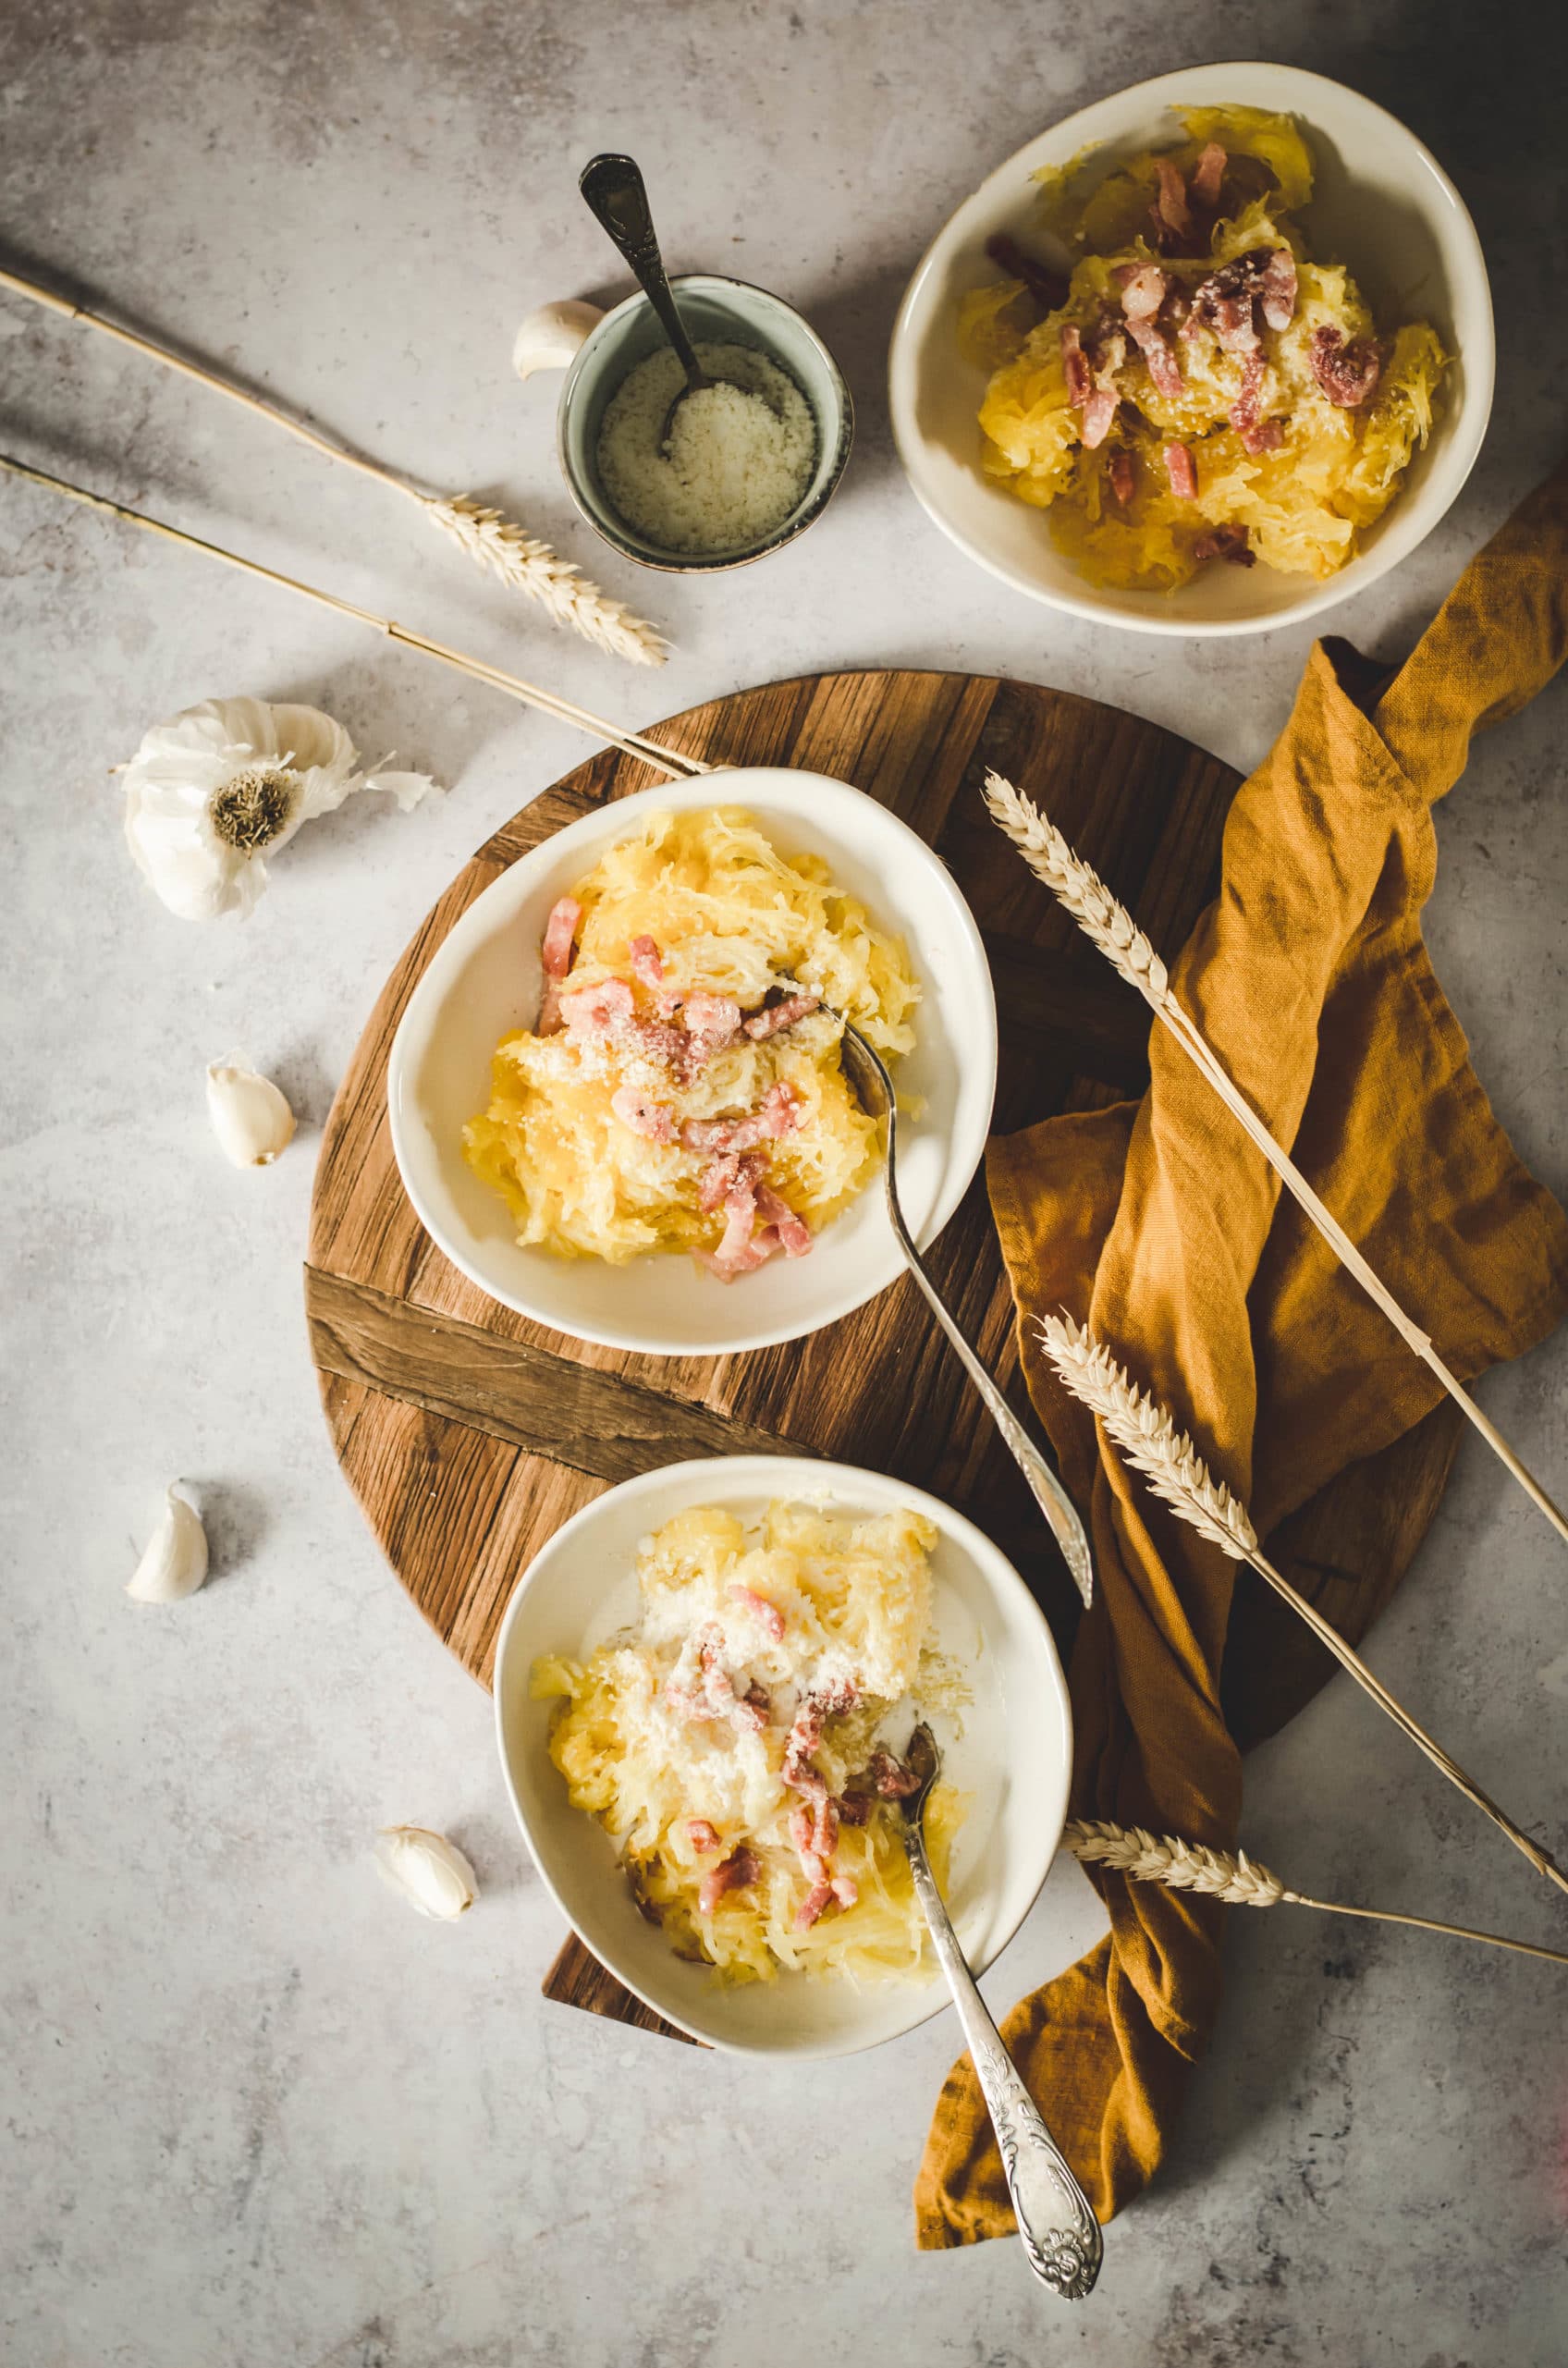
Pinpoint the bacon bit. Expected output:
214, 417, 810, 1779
697, 1147, 764, 1213
1163, 442, 1197, 500
837, 1789, 873, 1827
1109, 448, 1136, 506
1115, 262, 1169, 323
811, 1795, 839, 1859
681, 1081, 802, 1158
729, 1581, 785, 1641
697, 1630, 737, 1719
1193, 524, 1255, 567
1311, 325, 1383, 408
609, 1084, 676, 1142
1151, 154, 1194, 243
753, 1182, 813, 1259
984, 231, 1069, 313
1123, 311, 1184, 400
1190, 253, 1263, 355
1258, 247, 1297, 332
559, 976, 634, 1037
788, 1805, 815, 1856
742, 989, 820, 1041
1189, 141, 1226, 208
1080, 386, 1119, 449
698, 1225, 781, 1283
869, 1748, 922, 1799
627, 934, 664, 989
680, 989, 743, 1072
1240, 415, 1283, 456
1229, 350, 1282, 451
793, 1881, 835, 1932
535, 984, 565, 1037
540, 897, 582, 980
1060, 323, 1092, 407
829, 1875, 859, 1909
741, 1679, 771, 1722
699, 1847, 759, 1915
687, 1819, 721, 1854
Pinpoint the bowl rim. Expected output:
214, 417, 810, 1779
386, 767, 999, 1356
491, 1452, 1074, 2057
888, 60, 1496, 638
557, 271, 855, 574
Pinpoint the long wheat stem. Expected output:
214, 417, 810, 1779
0, 454, 709, 779
0, 261, 667, 665
1040, 1315, 1568, 1901
1064, 1821, 1568, 1966
984, 769, 1568, 1551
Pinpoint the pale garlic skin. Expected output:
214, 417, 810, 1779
511, 298, 604, 380
121, 695, 436, 920
126, 1484, 209, 1602
206, 1055, 296, 1167
374, 1827, 479, 1920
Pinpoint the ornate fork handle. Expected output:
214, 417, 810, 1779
904, 1826, 1103, 2299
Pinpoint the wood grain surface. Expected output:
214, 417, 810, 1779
305, 669, 1463, 2043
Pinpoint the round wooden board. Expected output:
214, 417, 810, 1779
306, 668, 1463, 2035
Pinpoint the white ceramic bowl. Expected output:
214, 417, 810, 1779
493, 1455, 1072, 2056
387, 769, 998, 1356
888, 62, 1494, 636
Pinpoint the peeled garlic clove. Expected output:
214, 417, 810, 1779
206, 1052, 296, 1167
374, 1826, 478, 1920
512, 299, 604, 380
127, 1483, 210, 1602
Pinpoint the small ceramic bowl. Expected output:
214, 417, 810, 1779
493, 1454, 1073, 2056
557, 273, 853, 571
888, 63, 1494, 636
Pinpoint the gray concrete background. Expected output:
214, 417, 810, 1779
3, 3, 1565, 2362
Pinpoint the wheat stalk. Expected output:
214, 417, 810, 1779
984, 769, 1568, 1551
0, 455, 709, 779
1040, 1314, 1568, 1901
0, 261, 666, 666
1064, 1820, 1568, 1965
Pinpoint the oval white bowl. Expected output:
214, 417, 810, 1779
888, 62, 1494, 636
493, 1455, 1072, 2056
387, 768, 998, 1356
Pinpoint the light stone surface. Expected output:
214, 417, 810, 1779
3, 4, 1566, 2362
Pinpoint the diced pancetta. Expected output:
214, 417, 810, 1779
1163, 441, 1198, 500
753, 1182, 813, 1259
628, 934, 664, 989
681, 1081, 802, 1158
680, 990, 743, 1069
837, 1789, 873, 1827
742, 990, 820, 1041
793, 1881, 834, 1932
1310, 325, 1383, 408
1123, 312, 1185, 399
697, 1148, 765, 1213
559, 976, 634, 1036
698, 1847, 759, 1915
868, 1748, 922, 1799
540, 897, 582, 979
1080, 385, 1119, 449
609, 1085, 677, 1142
1060, 323, 1093, 407
1116, 262, 1169, 323
1258, 247, 1298, 332
1189, 141, 1226, 208
687, 1819, 721, 1853
829, 1875, 858, 1908
1109, 449, 1136, 506
1151, 155, 1194, 242
728, 1581, 785, 1641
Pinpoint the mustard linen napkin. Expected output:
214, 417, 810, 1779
916, 458, 1568, 2248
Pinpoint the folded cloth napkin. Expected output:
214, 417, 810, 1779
916, 456, 1568, 2249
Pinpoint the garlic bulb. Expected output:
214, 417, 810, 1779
121, 695, 438, 920
127, 1483, 210, 1602
512, 299, 604, 380
374, 1826, 479, 1920
206, 1053, 296, 1166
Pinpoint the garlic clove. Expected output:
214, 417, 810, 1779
374, 1826, 479, 1920
512, 299, 604, 381
127, 1483, 210, 1602
206, 1052, 296, 1167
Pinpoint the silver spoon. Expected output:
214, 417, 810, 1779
899, 1721, 1104, 2297
579, 152, 726, 448
838, 1024, 1096, 1609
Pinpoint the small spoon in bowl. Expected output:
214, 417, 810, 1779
837, 1024, 1096, 1609
580, 152, 728, 448
898, 1721, 1103, 2298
